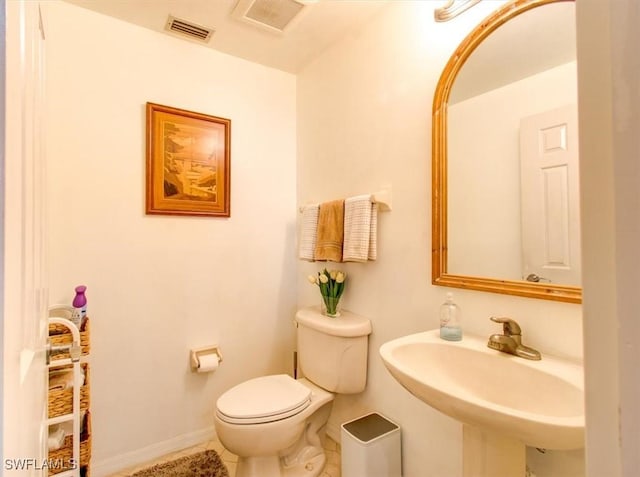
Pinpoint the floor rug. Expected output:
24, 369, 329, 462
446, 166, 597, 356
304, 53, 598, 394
129, 449, 229, 477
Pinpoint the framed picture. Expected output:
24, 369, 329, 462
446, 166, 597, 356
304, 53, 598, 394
146, 102, 231, 217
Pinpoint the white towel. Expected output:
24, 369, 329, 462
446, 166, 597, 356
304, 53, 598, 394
343, 195, 378, 262
299, 204, 319, 261
368, 202, 378, 261
49, 367, 86, 391
48, 426, 66, 451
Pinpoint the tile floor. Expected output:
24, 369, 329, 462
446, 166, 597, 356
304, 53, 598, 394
107, 436, 341, 477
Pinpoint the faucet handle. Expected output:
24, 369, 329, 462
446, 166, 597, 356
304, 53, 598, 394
490, 316, 522, 336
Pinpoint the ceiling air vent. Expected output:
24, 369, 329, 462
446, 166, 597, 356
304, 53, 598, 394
232, 0, 308, 34
165, 15, 214, 43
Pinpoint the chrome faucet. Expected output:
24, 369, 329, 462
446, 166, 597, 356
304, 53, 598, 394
487, 317, 541, 360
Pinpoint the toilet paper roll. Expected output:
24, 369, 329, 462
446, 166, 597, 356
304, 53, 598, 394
196, 353, 220, 373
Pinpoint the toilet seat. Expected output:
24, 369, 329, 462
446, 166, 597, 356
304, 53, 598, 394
216, 374, 312, 425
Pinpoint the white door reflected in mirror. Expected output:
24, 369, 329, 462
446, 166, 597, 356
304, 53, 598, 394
520, 104, 581, 286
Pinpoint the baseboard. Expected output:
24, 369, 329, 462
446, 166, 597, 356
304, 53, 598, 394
91, 426, 217, 477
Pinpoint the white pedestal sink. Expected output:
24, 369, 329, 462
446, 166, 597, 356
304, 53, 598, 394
379, 330, 584, 476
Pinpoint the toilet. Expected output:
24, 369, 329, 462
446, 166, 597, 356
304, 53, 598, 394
214, 307, 372, 477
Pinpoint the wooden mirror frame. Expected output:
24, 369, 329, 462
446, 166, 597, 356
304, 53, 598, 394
431, 0, 581, 304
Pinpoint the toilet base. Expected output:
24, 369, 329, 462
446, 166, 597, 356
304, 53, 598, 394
236, 455, 281, 477
235, 447, 326, 477
283, 445, 326, 477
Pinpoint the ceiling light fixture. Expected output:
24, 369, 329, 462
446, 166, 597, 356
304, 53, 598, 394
434, 0, 482, 22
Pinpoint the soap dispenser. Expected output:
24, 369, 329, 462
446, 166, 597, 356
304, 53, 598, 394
440, 292, 462, 341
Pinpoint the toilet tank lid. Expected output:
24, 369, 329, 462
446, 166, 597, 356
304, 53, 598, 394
295, 307, 372, 337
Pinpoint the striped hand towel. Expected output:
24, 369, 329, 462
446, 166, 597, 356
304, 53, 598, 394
298, 204, 319, 261
343, 195, 378, 262
368, 202, 378, 261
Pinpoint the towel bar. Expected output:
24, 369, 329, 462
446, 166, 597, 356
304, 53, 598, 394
299, 186, 392, 213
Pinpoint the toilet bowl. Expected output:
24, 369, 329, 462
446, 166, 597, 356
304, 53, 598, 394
214, 307, 372, 477
215, 376, 333, 477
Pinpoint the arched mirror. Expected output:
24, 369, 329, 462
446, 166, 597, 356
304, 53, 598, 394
432, 0, 581, 303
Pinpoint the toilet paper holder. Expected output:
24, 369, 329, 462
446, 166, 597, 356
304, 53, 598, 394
190, 345, 223, 371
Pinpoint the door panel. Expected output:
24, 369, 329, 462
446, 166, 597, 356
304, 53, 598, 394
3, 2, 48, 474
520, 104, 581, 285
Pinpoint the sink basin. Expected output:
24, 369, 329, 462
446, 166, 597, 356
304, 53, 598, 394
380, 330, 584, 449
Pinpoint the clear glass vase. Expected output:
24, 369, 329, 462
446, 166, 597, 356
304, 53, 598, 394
320, 294, 342, 317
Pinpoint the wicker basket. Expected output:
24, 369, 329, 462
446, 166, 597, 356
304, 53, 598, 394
48, 363, 90, 418
48, 411, 91, 475
49, 317, 91, 360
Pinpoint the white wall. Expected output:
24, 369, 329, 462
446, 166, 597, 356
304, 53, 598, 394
448, 62, 577, 279
43, 2, 297, 474
610, 2, 640, 472
297, 2, 583, 477
577, 0, 640, 475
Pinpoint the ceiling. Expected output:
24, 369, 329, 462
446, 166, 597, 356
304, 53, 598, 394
63, 0, 390, 74
62, 0, 576, 92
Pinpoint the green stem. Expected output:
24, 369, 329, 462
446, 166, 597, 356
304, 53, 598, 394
321, 294, 341, 317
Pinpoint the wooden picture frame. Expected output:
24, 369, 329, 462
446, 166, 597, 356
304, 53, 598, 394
146, 102, 231, 217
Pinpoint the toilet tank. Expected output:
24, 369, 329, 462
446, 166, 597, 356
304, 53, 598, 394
295, 307, 372, 394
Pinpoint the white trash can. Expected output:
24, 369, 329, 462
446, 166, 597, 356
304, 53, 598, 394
341, 412, 401, 477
